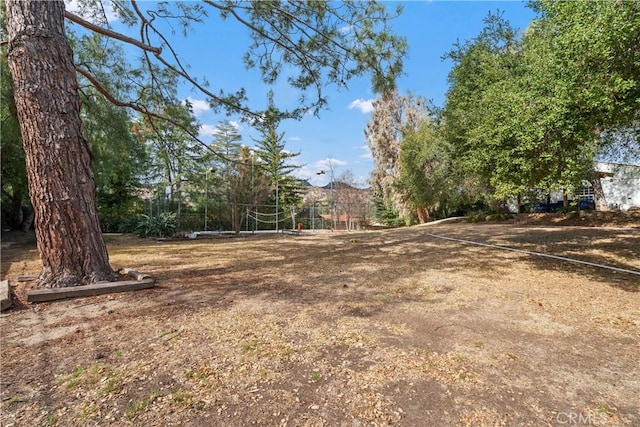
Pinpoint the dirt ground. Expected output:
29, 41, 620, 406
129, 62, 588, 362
1, 212, 639, 426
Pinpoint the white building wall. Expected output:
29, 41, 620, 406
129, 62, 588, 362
507, 162, 639, 212
598, 164, 640, 210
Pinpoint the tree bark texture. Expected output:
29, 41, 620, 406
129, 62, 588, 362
591, 175, 608, 211
5, 0, 117, 287
416, 206, 429, 224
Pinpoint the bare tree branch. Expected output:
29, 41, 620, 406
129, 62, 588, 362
64, 10, 162, 55
76, 66, 143, 110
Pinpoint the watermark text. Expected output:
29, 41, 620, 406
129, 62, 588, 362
556, 412, 608, 425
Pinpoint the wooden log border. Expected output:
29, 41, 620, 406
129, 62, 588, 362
27, 276, 155, 303
1, 280, 12, 311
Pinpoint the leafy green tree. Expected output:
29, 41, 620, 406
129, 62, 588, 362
62, 27, 152, 232
396, 120, 463, 222
0, 47, 31, 231
135, 101, 208, 229
522, 1, 640, 207
442, 12, 522, 205
528, 0, 640, 135
80, 82, 148, 232
442, 11, 589, 208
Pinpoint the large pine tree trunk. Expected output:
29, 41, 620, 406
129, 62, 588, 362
6, 0, 117, 287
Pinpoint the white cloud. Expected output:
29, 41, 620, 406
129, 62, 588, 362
357, 144, 372, 159
289, 136, 302, 142
199, 121, 242, 140
293, 158, 347, 186
199, 124, 218, 138
348, 98, 375, 114
353, 175, 369, 188
339, 25, 353, 34
293, 165, 312, 181
308, 176, 326, 187
184, 97, 210, 116
65, 0, 81, 13
315, 157, 348, 172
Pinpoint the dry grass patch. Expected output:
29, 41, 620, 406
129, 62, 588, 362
1, 223, 639, 425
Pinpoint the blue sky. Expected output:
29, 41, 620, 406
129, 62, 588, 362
177, 1, 537, 187
70, 1, 538, 187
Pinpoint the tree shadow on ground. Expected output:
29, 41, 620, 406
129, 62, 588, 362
3, 223, 637, 321
129, 223, 639, 325
3, 225, 638, 426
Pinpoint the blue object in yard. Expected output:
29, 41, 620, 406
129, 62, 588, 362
534, 203, 555, 213
534, 202, 563, 213
579, 200, 595, 210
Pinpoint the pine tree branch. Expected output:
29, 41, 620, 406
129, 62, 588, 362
64, 10, 162, 55
75, 66, 143, 110
130, 0, 259, 119
75, 65, 239, 165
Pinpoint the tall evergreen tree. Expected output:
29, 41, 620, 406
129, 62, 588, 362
6, 0, 118, 286
252, 120, 302, 228
211, 121, 243, 231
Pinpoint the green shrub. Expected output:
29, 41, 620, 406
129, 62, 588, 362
98, 196, 144, 233
135, 213, 177, 238
118, 216, 142, 233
